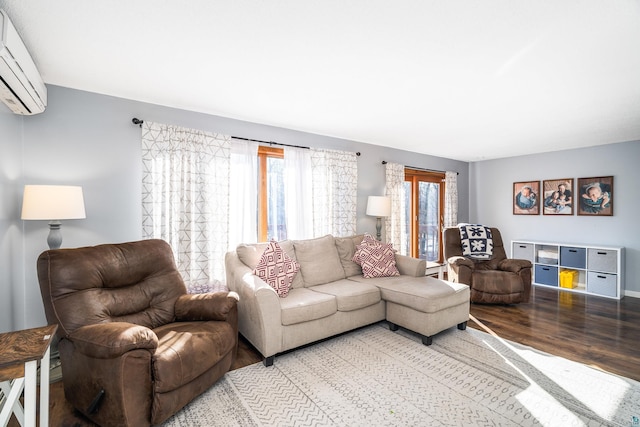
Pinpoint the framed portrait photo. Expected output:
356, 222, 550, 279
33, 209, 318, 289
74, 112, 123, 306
577, 176, 613, 216
542, 178, 574, 215
513, 181, 540, 215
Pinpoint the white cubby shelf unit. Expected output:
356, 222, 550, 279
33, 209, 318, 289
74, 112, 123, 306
511, 240, 625, 300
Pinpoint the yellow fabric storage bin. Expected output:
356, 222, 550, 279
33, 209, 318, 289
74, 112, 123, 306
559, 270, 578, 288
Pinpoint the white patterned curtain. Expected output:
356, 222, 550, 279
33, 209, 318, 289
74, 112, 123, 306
444, 171, 458, 228
284, 147, 313, 239
384, 162, 407, 254
229, 141, 259, 248
310, 148, 358, 237
141, 121, 230, 292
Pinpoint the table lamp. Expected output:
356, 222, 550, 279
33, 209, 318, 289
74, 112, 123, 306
366, 196, 391, 241
21, 185, 86, 249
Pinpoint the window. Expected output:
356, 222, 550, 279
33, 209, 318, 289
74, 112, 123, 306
404, 169, 445, 262
258, 146, 286, 241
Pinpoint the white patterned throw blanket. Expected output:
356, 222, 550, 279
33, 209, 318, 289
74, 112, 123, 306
459, 223, 494, 260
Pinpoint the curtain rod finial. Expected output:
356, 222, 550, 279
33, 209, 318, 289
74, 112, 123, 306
132, 118, 144, 127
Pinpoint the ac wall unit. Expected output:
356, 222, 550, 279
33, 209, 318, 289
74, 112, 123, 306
0, 9, 46, 115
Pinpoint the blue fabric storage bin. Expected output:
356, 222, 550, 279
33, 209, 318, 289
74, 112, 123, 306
560, 247, 586, 269
535, 264, 558, 286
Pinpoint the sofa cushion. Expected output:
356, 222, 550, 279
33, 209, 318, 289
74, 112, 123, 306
152, 320, 236, 393
361, 276, 469, 313
472, 270, 524, 295
280, 288, 337, 326
293, 235, 346, 286
253, 241, 300, 297
309, 279, 381, 312
357, 243, 400, 278
236, 242, 269, 269
334, 235, 364, 277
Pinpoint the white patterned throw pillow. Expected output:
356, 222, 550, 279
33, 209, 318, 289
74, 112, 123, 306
253, 241, 300, 297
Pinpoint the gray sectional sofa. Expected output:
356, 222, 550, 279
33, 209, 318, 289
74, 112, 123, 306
225, 234, 470, 366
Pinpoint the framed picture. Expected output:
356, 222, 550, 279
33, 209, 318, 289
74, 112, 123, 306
542, 178, 574, 215
577, 176, 614, 216
513, 181, 540, 215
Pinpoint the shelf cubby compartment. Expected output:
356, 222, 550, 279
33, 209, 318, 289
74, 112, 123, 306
587, 249, 617, 274
512, 242, 534, 263
535, 264, 558, 287
587, 271, 618, 298
535, 244, 559, 265
560, 247, 586, 269
559, 268, 586, 292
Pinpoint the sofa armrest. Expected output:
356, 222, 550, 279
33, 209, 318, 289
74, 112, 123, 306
394, 254, 426, 277
175, 291, 239, 321
224, 251, 283, 359
498, 258, 532, 273
68, 322, 158, 359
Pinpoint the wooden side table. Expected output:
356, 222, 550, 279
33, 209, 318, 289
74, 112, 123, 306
425, 261, 445, 279
0, 325, 57, 427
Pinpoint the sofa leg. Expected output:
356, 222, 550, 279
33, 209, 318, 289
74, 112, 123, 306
263, 356, 274, 367
421, 335, 433, 346
388, 322, 399, 331
457, 321, 468, 330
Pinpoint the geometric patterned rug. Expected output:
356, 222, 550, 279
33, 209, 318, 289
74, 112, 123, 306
162, 322, 640, 426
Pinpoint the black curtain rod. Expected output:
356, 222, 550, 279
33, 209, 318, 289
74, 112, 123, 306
131, 118, 361, 155
232, 136, 361, 156
231, 136, 311, 150
381, 160, 458, 175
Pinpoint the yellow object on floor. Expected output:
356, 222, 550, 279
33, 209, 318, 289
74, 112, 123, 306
560, 270, 578, 288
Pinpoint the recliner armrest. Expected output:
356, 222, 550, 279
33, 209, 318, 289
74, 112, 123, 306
498, 258, 532, 273
68, 322, 158, 359
175, 291, 239, 321
448, 256, 474, 269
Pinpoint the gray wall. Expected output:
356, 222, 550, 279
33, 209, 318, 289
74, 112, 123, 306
0, 85, 469, 332
470, 140, 640, 296
0, 109, 24, 332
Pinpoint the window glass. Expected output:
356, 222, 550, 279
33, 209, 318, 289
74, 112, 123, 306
266, 156, 286, 241
404, 169, 445, 262
258, 146, 285, 241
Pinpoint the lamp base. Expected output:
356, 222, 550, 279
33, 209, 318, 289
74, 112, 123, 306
375, 217, 382, 241
47, 221, 62, 250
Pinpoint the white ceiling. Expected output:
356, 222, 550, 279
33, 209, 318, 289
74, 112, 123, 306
2, 0, 640, 161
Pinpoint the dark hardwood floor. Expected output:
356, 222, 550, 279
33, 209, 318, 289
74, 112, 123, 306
12, 286, 640, 426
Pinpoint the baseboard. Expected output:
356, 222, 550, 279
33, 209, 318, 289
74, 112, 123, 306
624, 289, 640, 299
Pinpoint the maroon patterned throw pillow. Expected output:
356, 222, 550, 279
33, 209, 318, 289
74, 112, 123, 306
253, 241, 300, 297
358, 243, 400, 278
351, 233, 380, 265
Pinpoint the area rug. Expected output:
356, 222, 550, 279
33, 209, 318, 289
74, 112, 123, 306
163, 322, 640, 426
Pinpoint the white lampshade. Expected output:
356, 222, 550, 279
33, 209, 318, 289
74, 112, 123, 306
366, 196, 391, 217
22, 185, 86, 250
21, 185, 86, 220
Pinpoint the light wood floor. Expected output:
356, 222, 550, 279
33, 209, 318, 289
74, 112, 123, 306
10, 286, 640, 426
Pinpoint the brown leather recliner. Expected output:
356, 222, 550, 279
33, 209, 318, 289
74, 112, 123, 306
444, 227, 532, 304
37, 239, 239, 427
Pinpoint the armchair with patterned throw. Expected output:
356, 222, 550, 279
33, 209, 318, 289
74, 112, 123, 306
444, 226, 532, 304
37, 239, 239, 427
